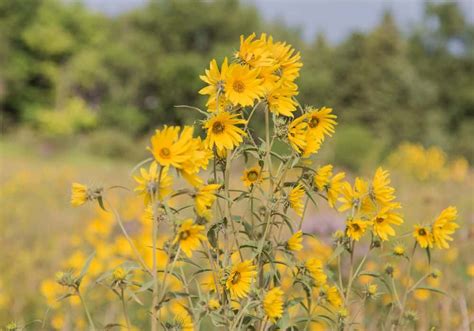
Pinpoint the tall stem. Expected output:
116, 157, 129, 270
77, 290, 95, 331
121, 288, 132, 330
151, 166, 163, 331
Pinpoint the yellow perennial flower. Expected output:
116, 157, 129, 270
287, 230, 303, 251
370, 167, 397, 208
413, 225, 433, 248
235, 33, 274, 68
305, 258, 327, 286
70, 183, 89, 207
432, 206, 459, 249
173, 219, 207, 257
324, 285, 342, 308
314, 164, 333, 191
148, 126, 194, 168
242, 166, 263, 187
346, 219, 368, 241
226, 260, 257, 299
306, 107, 337, 142
133, 162, 173, 205
288, 115, 308, 154
194, 184, 221, 221
204, 111, 247, 151
264, 81, 298, 117
288, 184, 305, 217
225, 63, 264, 107
265, 34, 302, 81
338, 177, 369, 212
263, 287, 284, 322
372, 207, 403, 241
199, 57, 228, 101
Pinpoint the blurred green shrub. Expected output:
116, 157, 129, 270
83, 129, 145, 160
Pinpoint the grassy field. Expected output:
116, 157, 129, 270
1, 136, 473, 329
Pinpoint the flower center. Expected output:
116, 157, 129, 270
352, 223, 360, 231
212, 121, 225, 134
231, 271, 241, 284
418, 228, 426, 236
232, 80, 245, 93
247, 170, 259, 181
309, 116, 319, 128
160, 147, 171, 158
179, 230, 190, 240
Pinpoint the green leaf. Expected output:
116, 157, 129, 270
327, 244, 345, 264
78, 251, 96, 281
414, 286, 450, 297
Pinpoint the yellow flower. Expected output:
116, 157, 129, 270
305, 107, 337, 142
432, 206, 459, 249
179, 137, 213, 187
287, 114, 308, 153
226, 260, 257, 299
370, 167, 397, 208
225, 63, 264, 107
199, 57, 228, 101
305, 258, 327, 286
338, 177, 369, 212
112, 267, 126, 281
393, 244, 406, 256
314, 165, 333, 191
242, 166, 263, 187
288, 184, 305, 217
133, 162, 173, 205
235, 33, 274, 68
266, 34, 303, 81
173, 219, 207, 257
208, 299, 221, 310
301, 130, 322, 158
372, 207, 403, 241
467, 264, 474, 278
195, 184, 221, 221
263, 287, 284, 322
413, 225, 433, 248
327, 172, 345, 208
346, 219, 368, 241
323, 285, 342, 308
171, 305, 194, 331
264, 81, 298, 117
287, 230, 303, 251
148, 126, 194, 168
204, 111, 247, 151
70, 183, 89, 207
367, 284, 378, 296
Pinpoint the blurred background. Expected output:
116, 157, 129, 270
0, 0, 473, 327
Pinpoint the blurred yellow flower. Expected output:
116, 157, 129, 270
173, 219, 207, 258
70, 183, 89, 207
346, 219, 368, 241
413, 225, 433, 248
242, 166, 263, 187
288, 184, 305, 217
305, 258, 327, 286
287, 230, 303, 251
263, 287, 284, 322
432, 206, 459, 249
195, 184, 220, 221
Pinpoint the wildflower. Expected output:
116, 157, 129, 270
287, 115, 308, 153
208, 299, 220, 310
301, 130, 323, 158
338, 177, 369, 213
235, 33, 273, 68
148, 126, 194, 168
264, 81, 298, 117
372, 207, 403, 241
413, 225, 433, 248
467, 264, 474, 278
263, 287, 284, 322
305, 107, 337, 142
346, 219, 368, 241
112, 267, 126, 283
226, 260, 257, 299
305, 258, 327, 286
71, 183, 102, 207
242, 166, 263, 187
265, 34, 302, 81
179, 137, 213, 187
393, 244, 406, 256
204, 111, 246, 151
224, 63, 264, 107
194, 184, 221, 221
134, 162, 173, 204
384, 264, 394, 277
367, 284, 378, 296
432, 206, 459, 249
370, 167, 397, 208
199, 58, 229, 101
287, 230, 303, 251
327, 172, 346, 208
288, 184, 305, 217
321, 285, 342, 308
170, 305, 194, 331
314, 164, 333, 191
173, 219, 207, 257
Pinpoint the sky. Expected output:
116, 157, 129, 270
82, 0, 474, 43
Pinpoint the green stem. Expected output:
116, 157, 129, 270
120, 288, 132, 330
77, 290, 95, 331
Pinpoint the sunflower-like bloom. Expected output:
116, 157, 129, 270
204, 111, 247, 151
226, 260, 257, 299
171, 305, 194, 331
133, 162, 173, 205
287, 230, 303, 251
338, 177, 369, 213
242, 166, 263, 187
305, 258, 327, 286
264, 81, 298, 117
266, 34, 303, 82
372, 207, 403, 241
173, 219, 207, 257
370, 167, 397, 209
208, 299, 220, 310
305, 107, 337, 142
322, 285, 342, 308
288, 184, 305, 217
327, 172, 346, 208
263, 287, 284, 322
195, 184, 221, 221
224, 63, 264, 107
199, 57, 228, 100
71, 183, 89, 207
413, 225, 433, 248
288, 115, 308, 154
432, 206, 459, 249
301, 130, 323, 158
148, 126, 194, 168
235, 33, 274, 68
346, 219, 368, 241
314, 165, 333, 191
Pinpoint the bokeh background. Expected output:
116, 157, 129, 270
1, 0, 473, 327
